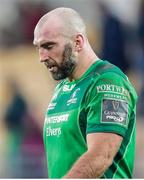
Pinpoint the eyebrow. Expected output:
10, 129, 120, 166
33, 41, 57, 48
41, 42, 56, 48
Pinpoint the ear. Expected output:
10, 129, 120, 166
74, 33, 84, 52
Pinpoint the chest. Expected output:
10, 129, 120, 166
44, 80, 91, 138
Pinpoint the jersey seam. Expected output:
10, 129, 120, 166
86, 126, 126, 137
112, 120, 135, 178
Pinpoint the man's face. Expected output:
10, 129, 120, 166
34, 22, 77, 80
47, 43, 77, 80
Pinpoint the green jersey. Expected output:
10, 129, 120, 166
43, 59, 137, 178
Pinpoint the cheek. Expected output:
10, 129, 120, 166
52, 48, 64, 62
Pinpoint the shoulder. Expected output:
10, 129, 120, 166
90, 60, 137, 97
85, 68, 137, 108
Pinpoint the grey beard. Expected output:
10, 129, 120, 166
51, 57, 76, 80
51, 43, 77, 80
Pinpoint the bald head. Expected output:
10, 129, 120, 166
33, 7, 98, 81
35, 7, 86, 38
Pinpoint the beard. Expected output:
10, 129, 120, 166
47, 43, 77, 80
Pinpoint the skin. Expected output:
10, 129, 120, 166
33, 7, 123, 178
64, 133, 122, 178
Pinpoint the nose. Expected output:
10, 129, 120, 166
39, 48, 49, 62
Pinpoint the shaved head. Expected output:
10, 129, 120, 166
35, 7, 86, 38
33, 7, 96, 81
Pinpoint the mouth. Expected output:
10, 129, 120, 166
48, 66, 55, 72
44, 61, 57, 72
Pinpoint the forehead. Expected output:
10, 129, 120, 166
34, 18, 64, 45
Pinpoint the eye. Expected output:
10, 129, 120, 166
41, 43, 55, 50
44, 45, 53, 50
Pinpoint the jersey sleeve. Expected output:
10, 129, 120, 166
85, 72, 137, 137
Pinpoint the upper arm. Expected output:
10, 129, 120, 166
87, 132, 123, 160
87, 133, 123, 176
81, 71, 137, 177
85, 72, 137, 137
84, 73, 127, 168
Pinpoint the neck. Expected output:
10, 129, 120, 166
68, 52, 99, 81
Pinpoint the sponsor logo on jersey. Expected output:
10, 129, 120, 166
67, 88, 80, 106
96, 84, 130, 97
104, 93, 128, 101
63, 84, 76, 92
45, 114, 69, 137
46, 126, 61, 137
101, 99, 128, 126
45, 114, 69, 124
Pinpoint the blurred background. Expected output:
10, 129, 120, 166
0, 0, 143, 178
